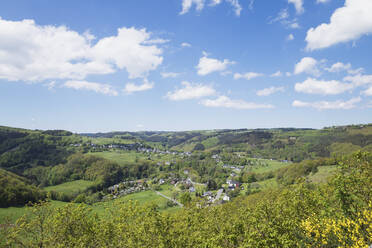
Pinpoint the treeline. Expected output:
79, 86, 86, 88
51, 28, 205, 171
0, 169, 46, 207
2, 152, 371, 247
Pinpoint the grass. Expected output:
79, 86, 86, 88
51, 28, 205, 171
43, 180, 95, 194
0, 189, 180, 224
91, 150, 178, 166
254, 178, 279, 188
0, 201, 68, 224
90, 151, 140, 164
308, 165, 337, 184
248, 159, 290, 173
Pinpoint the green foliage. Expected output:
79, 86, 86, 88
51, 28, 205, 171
179, 192, 192, 206
193, 143, 205, 151
3, 152, 371, 247
0, 169, 46, 207
0, 127, 75, 175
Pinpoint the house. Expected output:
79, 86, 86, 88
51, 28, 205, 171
159, 179, 165, 185
226, 179, 240, 189
223, 195, 230, 201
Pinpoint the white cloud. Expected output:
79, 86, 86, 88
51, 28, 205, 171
226, 0, 243, 16
181, 42, 192, 47
256, 86, 285, 96
306, 0, 372, 51
344, 74, 372, 86
210, 0, 222, 5
289, 22, 300, 29
288, 0, 304, 14
166, 81, 216, 101
294, 57, 321, 76
180, 0, 242, 16
286, 72, 292, 77
287, 34, 294, 41
271, 9, 289, 23
197, 53, 235, 76
142, 38, 170, 45
295, 78, 353, 95
270, 9, 300, 29
348, 68, 364, 75
180, 0, 205, 15
200, 95, 274, 109
64, 80, 118, 96
45, 81, 56, 91
123, 79, 154, 94
161, 72, 180, 78
317, 0, 331, 3
234, 72, 263, 80
271, 71, 282, 77
325, 62, 351, 72
292, 97, 361, 110
362, 86, 372, 96
0, 17, 163, 82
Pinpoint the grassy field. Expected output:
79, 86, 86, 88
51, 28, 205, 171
248, 159, 290, 173
91, 150, 179, 166
0, 189, 180, 224
0, 201, 68, 224
43, 180, 95, 194
308, 165, 337, 184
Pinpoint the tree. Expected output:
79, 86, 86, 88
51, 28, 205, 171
179, 192, 192, 206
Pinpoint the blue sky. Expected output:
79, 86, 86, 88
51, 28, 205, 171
0, 0, 371, 132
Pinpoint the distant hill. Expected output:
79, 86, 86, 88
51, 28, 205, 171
80, 124, 372, 162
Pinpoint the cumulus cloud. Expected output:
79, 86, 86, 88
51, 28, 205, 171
197, 52, 235, 76
288, 0, 304, 14
287, 34, 294, 41
256, 86, 285, 96
166, 81, 216, 101
0, 17, 164, 82
294, 57, 321, 77
362, 86, 372, 96
180, 0, 242, 16
64, 80, 118, 96
325, 62, 351, 73
123, 79, 154, 94
234, 72, 263, 80
181, 42, 192, 47
306, 0, 372, 50
295, 78, 353, 95
271, 71, 282, 77
161, 72, 180, 78
344, 74, 372, 86
292, 97, 361, 110
200, 95, 274, 109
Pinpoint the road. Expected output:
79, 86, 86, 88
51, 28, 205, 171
155, 191, 184, 207
213, 189, 224, 203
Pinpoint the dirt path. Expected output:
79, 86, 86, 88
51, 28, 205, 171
155, 191, 183, 207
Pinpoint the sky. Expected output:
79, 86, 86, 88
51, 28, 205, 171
0, 0, 372, 132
